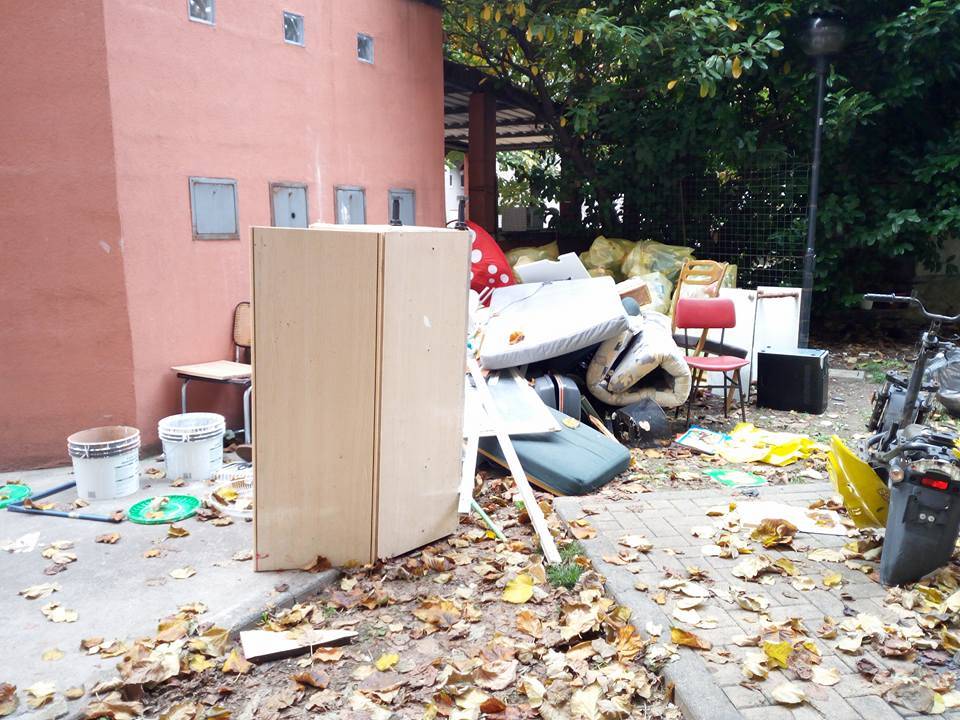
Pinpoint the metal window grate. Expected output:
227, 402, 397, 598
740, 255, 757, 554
283, 12, 304, 46
630, 155, 809, 289
188, 0, 214, 24
357, 33, 374, 64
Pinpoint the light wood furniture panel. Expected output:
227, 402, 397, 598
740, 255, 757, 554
252, 225, 470, 570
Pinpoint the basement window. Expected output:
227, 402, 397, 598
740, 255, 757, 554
188, 0, 215, 25
189, 177, 239, 240
283, 12, 304, 46
357, 33, 374, 64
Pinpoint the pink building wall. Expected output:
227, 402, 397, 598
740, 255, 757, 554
0, 3, 138, 469
0, 0, 445, 469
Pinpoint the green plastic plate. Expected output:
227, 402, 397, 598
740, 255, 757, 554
127, 494, 200, 524
0, 484, 31, 509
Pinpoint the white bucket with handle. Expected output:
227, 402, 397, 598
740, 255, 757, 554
158, 413, 225, 482
67, 426, 141, 500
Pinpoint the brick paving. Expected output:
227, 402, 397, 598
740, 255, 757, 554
556, 482, 960, 720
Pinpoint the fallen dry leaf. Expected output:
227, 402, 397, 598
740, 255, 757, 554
569, 519, 596, 540
95, 533, 121, 544
811, 665, 841, 686
25, 682, 55, 709
763, 641, 793, 669
374, 653, 399, 671
508, 330, 525, 345
312, 647, 343, 663
221, 648, 252, 674
0, 684, 17, 717
169, 566, 196, 580
670, 627, 711, 650
771, 682, 806, 705
167, 525, 190, 539
41, 648, 64, 662
301, 555, 332, 573
751, 518, 798, 548
516, 609, 543, 638
232, 549, 253, 562
822, 571, 843, 588
41, 602, 77, 623
291, 669, 329, 689
619, 534, 653, 552
64, 686, 84, 700
502, 574, 535, 604
19, 583, 59, 600
742, 651, 769, 679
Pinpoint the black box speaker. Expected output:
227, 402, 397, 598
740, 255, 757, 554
756, 348, 829, 414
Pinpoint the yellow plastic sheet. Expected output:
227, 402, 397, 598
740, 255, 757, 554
827, 435, 888, 528
718, 423, 826, 467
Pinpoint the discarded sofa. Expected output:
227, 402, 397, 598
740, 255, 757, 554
478, 408, 631, 496
586, 311, 692, 408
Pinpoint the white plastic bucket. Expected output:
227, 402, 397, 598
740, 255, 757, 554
158, 413, 225, 482
67, 426, 141, 500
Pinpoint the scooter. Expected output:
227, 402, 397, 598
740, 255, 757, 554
860, 294, 960, 585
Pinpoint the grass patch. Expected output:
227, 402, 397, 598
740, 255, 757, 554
547, 562, 584, 589
858, 358, 908, 384
559, 540, 585, 562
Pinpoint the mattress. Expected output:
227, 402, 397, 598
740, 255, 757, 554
480, 277, 629, 371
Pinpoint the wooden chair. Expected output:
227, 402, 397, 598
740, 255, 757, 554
170, 302, 252, 443
670, 259, 729, 332
675, 297, 750, 424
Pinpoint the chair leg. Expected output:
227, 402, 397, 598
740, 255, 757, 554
736, 371, 747, 423
722, 372, 729, 417
180, 379, 190, 414
243, 385, 253, 445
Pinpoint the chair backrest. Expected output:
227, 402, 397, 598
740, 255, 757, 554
670, 259, 729, 330
233, 302, 252, 350
675, 297, 737, 330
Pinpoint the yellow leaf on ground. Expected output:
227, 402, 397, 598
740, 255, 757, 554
763, 641, 793, 669
25, 682, 56, 709
375, 653, 399, 671
503, 574, 535, 604
670, 627, 711, 650
221, 648, 252, 674
823, 572, 843, 588
167, 525, 190, 538
41, 649, 63, 662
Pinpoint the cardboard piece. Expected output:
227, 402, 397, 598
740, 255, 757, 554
515, 252, 590, 283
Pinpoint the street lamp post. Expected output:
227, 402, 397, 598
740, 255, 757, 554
798, 15, 846, 347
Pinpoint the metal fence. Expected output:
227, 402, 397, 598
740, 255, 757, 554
632, 156, 810, 289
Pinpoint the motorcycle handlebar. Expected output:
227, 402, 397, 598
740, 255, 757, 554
864, 293, 960, 323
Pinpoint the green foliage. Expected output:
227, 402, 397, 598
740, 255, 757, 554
559, 540, 585, 562
547, 561, 584, 589
444, 0, 960, 308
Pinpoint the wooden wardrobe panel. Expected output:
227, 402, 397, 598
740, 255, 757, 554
375, 230, 470, 558
252, 227, 379, 570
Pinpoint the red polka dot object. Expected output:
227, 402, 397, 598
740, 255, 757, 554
467, 221, 515, 304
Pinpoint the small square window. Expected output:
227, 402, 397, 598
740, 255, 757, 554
189, 177, 239, 240
357, 33, 374, 64
188, 0, 214, 25
335, 186, 366, 225
283, 12, 304, 46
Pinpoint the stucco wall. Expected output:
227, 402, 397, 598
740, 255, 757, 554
0, 3, 137, 469
102, 0, 446, 449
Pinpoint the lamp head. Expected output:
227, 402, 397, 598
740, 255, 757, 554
801, 14, 846, 57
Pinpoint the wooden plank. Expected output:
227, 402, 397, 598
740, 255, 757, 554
171, 360, 251, 380
375, 229, 470, 559
252, 227, 378, 570
463, 370, 561, 438
459, 429, 480, 513
466, 356, 561, 564
240, 628, 357, 664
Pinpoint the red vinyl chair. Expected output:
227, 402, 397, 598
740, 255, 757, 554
675, 297, 750, 424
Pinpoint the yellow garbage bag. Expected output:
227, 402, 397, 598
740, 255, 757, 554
718, 423, 826, 466
827, 435, 888, 528
580, 236, 636, 281
506, 241, 559, 268
621, 240, 694, 283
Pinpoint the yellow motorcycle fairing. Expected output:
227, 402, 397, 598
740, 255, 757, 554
827, 435, 889, 528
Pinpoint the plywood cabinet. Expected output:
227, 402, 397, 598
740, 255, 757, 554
252, 225, 470, 570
